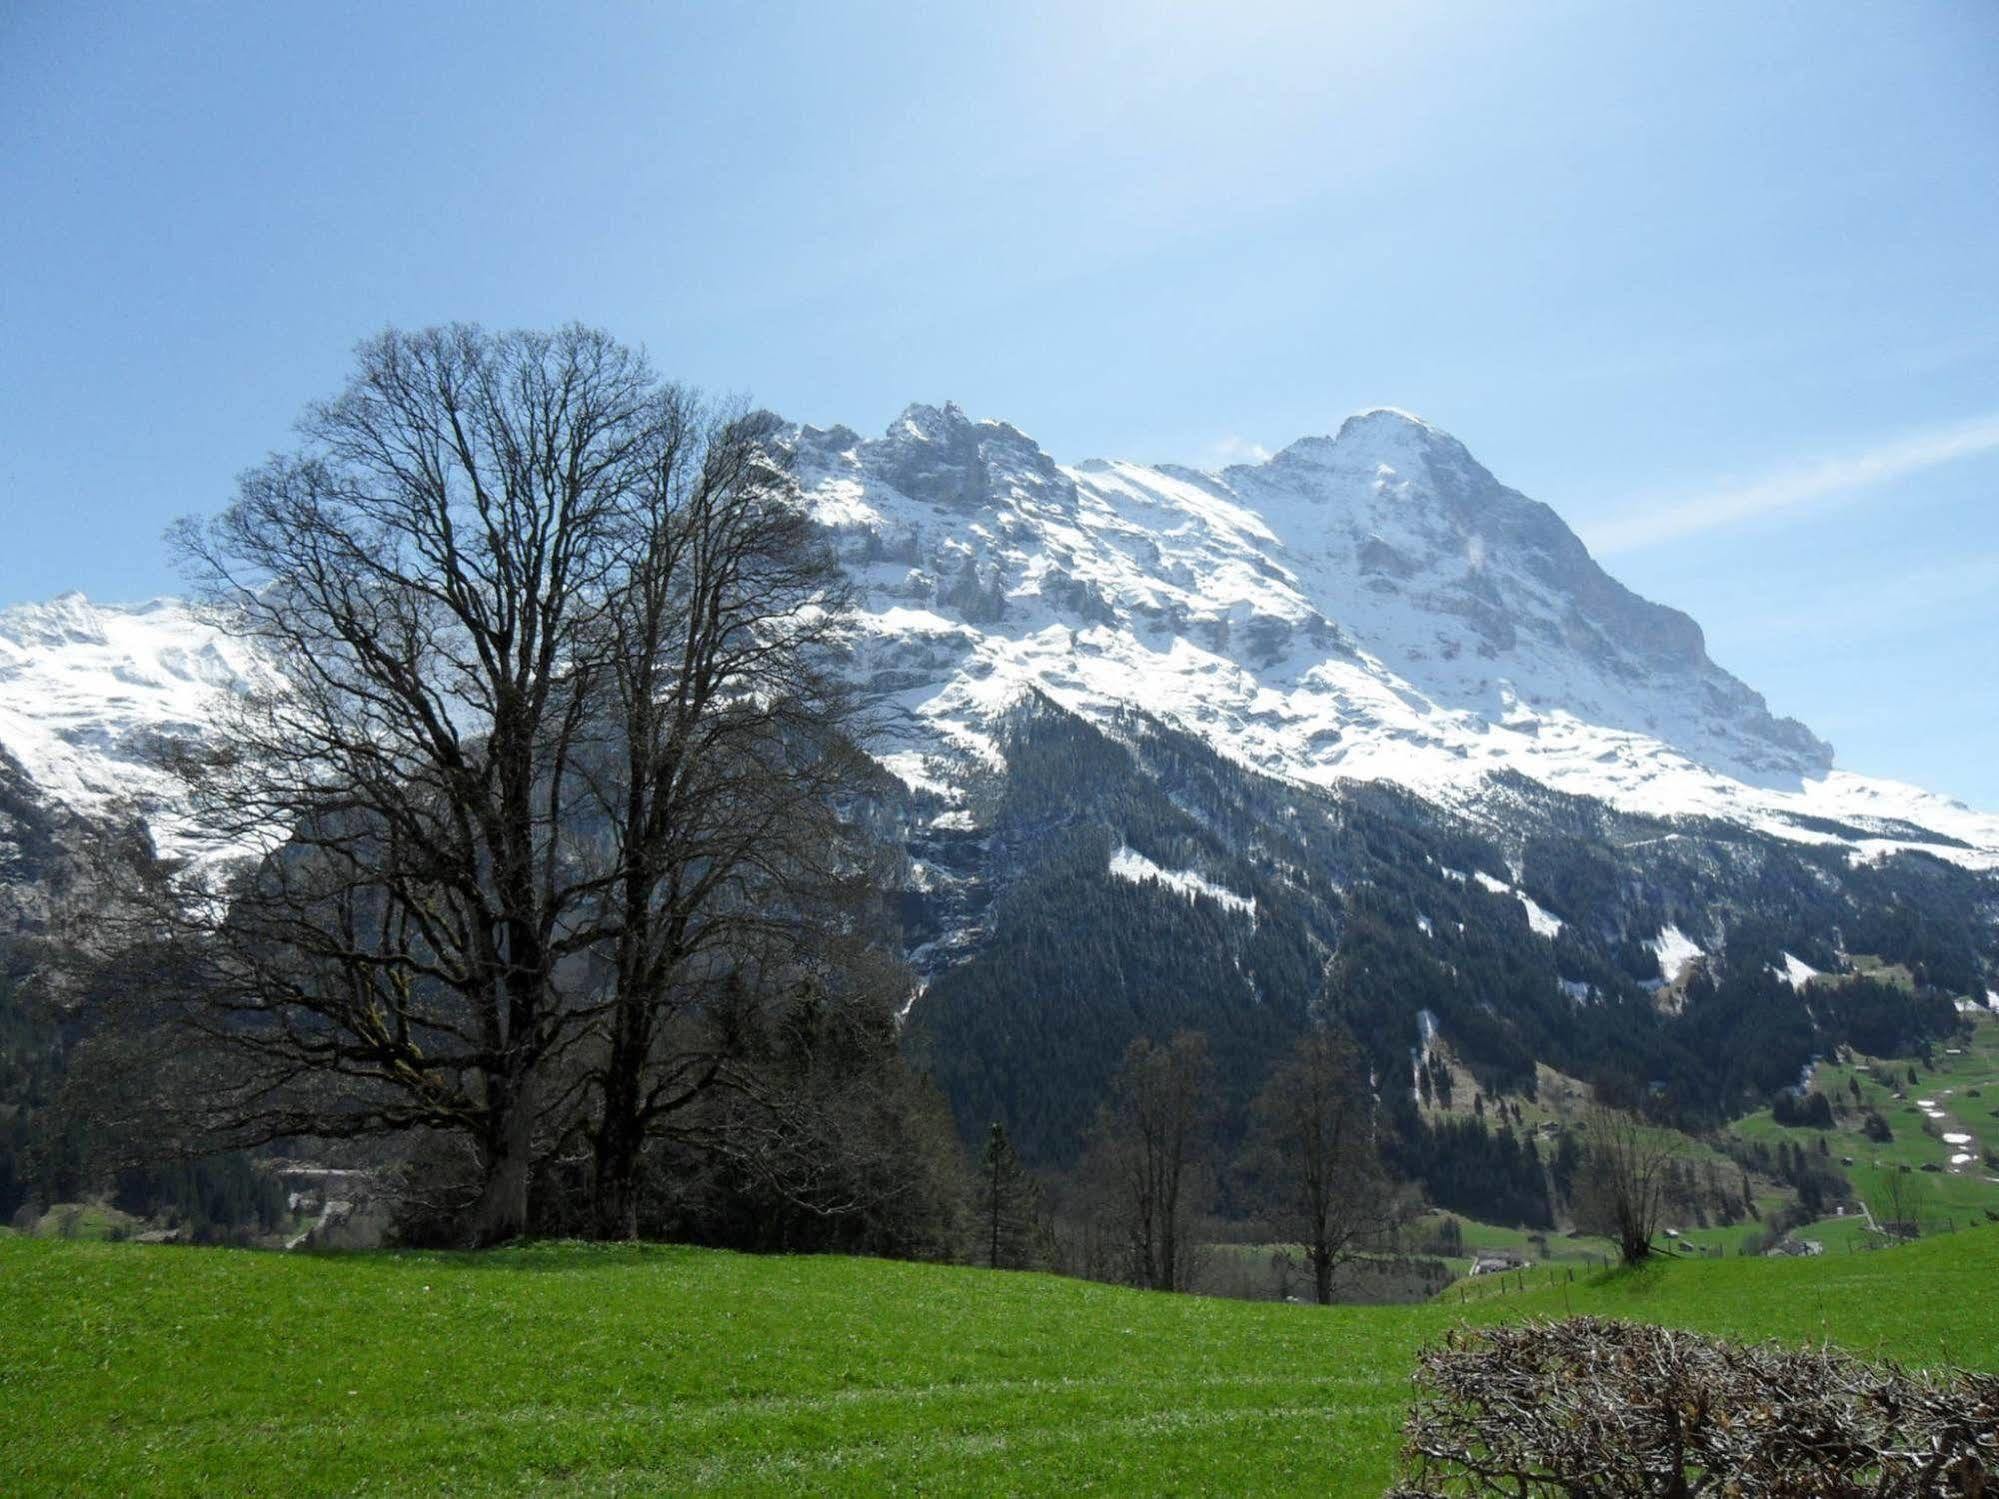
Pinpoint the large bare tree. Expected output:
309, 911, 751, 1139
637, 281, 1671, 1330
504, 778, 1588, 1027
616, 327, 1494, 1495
579, 399, 865, 1238
152, 324, 860, 1243
1249, 1025, 1406, 1305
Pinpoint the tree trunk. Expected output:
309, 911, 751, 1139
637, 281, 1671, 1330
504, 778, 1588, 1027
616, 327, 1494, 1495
467, 1085, 536, 1246
1313, 1246, 1334, 1306
591, 993, 648, 1240
592, 1109, 644, 1241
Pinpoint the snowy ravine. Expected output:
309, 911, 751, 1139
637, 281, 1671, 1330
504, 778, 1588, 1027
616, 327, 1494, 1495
796, 403, 1999, 869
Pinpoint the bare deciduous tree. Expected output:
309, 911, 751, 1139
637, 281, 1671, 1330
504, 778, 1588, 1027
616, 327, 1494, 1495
1574, 1106, 1677, 1264
578, 393, 864, 1239
1249, 1025, 1408, 1304
1088, 1031, 1213, 1292
145, 324, 860, 1244
1869, 1166, 1932, 1241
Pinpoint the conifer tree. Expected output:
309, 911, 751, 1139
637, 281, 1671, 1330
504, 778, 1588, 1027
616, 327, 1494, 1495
978, 1121, 1034, 1270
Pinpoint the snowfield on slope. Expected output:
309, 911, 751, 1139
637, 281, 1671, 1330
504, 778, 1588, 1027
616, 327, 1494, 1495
1648, 926, 1706, 985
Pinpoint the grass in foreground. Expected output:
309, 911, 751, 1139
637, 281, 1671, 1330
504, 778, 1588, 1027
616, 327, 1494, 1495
0, 1235, 1441, 1495
4, 1227, 1996, 1495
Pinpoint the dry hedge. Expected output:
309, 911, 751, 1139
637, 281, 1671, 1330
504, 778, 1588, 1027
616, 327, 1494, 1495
1387, 1317, 1998, 1497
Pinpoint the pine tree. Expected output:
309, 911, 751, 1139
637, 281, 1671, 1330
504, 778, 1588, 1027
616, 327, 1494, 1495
978, 1122, 1035, 1270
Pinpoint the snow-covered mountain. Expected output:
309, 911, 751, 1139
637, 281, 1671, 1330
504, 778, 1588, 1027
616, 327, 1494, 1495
0, 591, 262, 941
0, 591, 259, 856
796, 402, 1997, 869
3, 407, 1996, 887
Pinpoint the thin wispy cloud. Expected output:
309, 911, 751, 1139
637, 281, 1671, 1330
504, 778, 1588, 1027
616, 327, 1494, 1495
1589, 411, 1999, 555
1205, 434, 1272, 467
1731, 551, 1999, 646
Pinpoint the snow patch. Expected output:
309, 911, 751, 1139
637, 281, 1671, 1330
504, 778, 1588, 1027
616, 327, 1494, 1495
1648, 925, 1704, 984
1473, 870, 1564, 938
1107, 845, 1254, 917
1776, 953, 1820, 989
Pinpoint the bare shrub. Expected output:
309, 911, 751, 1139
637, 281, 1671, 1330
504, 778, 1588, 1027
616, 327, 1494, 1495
1388, 1317, 1998, 1497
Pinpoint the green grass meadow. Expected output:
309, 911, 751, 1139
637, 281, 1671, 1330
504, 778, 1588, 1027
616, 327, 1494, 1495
5, 1225, 1997, 1496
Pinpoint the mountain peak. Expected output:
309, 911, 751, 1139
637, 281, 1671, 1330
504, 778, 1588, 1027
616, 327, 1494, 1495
1257, 406, 1478, 480
0, 589, 109, 650
1338, 405, 1438, 438
794, 400, 1882, 825
891, 400, 973, 442
818, 401, 1069, 518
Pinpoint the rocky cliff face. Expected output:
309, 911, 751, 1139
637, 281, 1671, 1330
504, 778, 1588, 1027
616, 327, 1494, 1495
0, 743, 151, 956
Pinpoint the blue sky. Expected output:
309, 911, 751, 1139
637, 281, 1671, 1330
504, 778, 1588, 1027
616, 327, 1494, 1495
3, 2, 1996, 803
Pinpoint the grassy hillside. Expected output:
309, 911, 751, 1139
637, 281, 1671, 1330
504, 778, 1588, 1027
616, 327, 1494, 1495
1418, 1012, 1999, 1268
1729, 1010, 1999, 1228
5, 1227, 1998, 1496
